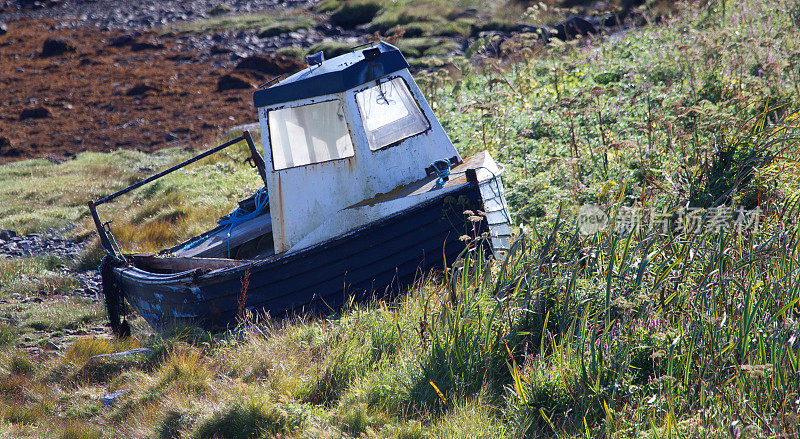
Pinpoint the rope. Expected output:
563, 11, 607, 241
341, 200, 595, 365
431, 159, 452, 187
100, 256, 130, 338
182, 187, 270, 253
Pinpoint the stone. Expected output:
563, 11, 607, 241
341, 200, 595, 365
234, 54, 303, 76
100, 389, 129, 406
210, 44, 232, 55
603, 14, 620, 27
0, 230, 17, 241
20, 106, 52, 120
551, 16, 597, 41
41, 37, 78, 57
130, 40, 165, 51
217, 73, 253, 92
125, 82, 161, 96
108, 34, 139, 47
0, 22, 7, 36
0, 137, 20, 157
87, 348, 153, 363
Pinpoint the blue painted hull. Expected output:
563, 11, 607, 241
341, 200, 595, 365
109, 181, 489, 332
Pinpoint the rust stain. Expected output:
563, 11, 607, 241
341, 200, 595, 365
274, 174, 286, 252
348, 151, 484, 208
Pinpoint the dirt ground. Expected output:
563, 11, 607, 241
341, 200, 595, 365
0, 18, 302, 163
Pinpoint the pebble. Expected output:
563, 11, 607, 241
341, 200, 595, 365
0, 230, 86, 258
100, 389, 129, 406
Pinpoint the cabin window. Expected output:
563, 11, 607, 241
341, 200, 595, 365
268, 99, 355, 170
355, 77, 430, 151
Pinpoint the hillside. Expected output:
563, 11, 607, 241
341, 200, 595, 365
1, 0, 800, 437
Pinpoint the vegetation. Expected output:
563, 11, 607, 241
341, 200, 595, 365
168, 9, 315, 35
2, 0, 800, 437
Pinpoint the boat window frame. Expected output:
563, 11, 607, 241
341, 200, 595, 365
265, 96, 356, 171
352, 76, 431, 152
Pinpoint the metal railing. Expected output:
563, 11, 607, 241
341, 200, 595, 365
88, 130, 267, 259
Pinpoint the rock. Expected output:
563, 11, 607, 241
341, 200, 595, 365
0, 22, 7, 36
0, 136, 19, 157
20, 106, 52, 120
44, 340, 61, 350
164, 132, 178, 142
108, 33, 139, 47
100, 389, 129, 406
551, 16, 597, 41
125, 82, 161, 96
217, 73, 253, 92
330, 2, 382, 28
210, 44, 232, 55
130, 40, 165, 51
41, 37, 77, 57
87, 348, 153, 363
234, 55, 303, 77
0, 230, 17, 241
603, 13, 620, 27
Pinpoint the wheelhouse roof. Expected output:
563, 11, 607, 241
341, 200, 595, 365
252, 42, 408, 108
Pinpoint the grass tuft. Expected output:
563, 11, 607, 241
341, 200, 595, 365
157, 347, 213, 393
9, 354, 35, 376
59, 423, 103, 439
192, 398, 302, 439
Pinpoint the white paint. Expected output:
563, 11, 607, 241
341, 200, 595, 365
257, 69, 460, 254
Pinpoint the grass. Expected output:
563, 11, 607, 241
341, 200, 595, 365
0, 297, 104, 332
0, 255, 77, 299
168, 10, 315, 35
0, 0, 799, 437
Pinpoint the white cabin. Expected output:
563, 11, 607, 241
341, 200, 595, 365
253, 42, 461, 254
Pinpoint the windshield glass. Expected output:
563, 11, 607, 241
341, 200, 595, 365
355, 77, 430, 151
268, 99, 354, 170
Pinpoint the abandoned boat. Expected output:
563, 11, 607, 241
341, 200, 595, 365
90, 42, 512, 335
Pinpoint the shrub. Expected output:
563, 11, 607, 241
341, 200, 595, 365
9, 353, 34, 376
0, 324, 17, 347
274, 46, 306, 60
335, 404, 389, 437
206, 4, 232, 16
72, 239, 105, 271
315, 0, 341, 13
66, 336, 140, 363
398, 21, 432, 37
330, 0, 383, 28
593, 71, 622, 85
59, 424, 103, 439
307, 40, 352, 60
157, 347, 213, 393
193, 399, 301, 439
157, 410, 194, 439
2, 404, 37, 425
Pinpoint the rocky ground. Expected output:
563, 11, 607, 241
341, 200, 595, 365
0, 0, 630, 162
0, 18, 308, 162
1, 0, 317, 30
0, 228, 107, 353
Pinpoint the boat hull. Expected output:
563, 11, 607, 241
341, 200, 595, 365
108, 180, 496, 332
